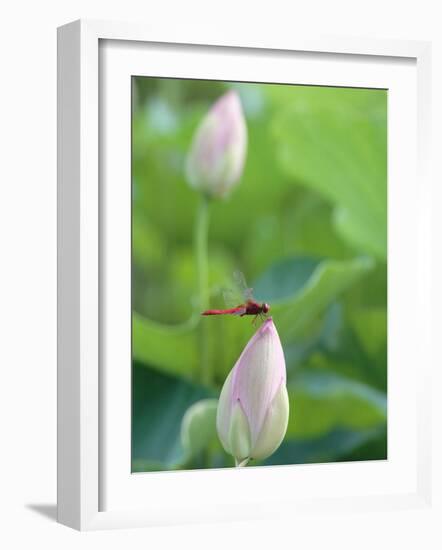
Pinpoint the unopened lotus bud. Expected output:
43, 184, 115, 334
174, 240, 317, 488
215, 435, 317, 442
186, 90, 247, 199
216, 318, 289, 466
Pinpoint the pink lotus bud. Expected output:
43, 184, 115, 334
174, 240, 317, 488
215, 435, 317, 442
186, 90, 247, 199
216, 318, 289, 465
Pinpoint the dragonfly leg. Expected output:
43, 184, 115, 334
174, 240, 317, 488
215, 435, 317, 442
257, 313, 266, 324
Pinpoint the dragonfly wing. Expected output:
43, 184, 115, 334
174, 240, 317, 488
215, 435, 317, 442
222, 288, 240, 308
233, 270, 254, 301
243, 287, 254, 301
233, 270, 247, 290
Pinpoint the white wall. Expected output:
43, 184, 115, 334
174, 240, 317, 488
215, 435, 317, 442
1, 1, 440, 548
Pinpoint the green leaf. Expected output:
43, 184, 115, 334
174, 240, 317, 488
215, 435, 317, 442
132, 361, 213, 470
271, 87, 387, 259
133, 255, 374, 388
132, 459, 168, 472
286, 370, 387, 439
132, 313, 198, 380
253, 256, 321, 302
263, 426, 386, 465
349, 307, 387, 358
255, 256, 375, 343
180, 398, 219, 459
280, 193, 353, 261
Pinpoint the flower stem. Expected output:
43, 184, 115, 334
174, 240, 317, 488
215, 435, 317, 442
235, 458, 250, 467
195, 194, 211, 385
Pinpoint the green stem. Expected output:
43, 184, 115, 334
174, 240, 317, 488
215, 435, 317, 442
195, 194, 211, 385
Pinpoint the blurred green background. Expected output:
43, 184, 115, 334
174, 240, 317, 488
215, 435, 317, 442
131, 77, 387, 472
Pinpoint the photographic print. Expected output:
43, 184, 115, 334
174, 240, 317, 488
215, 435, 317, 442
131, 77, 387, 472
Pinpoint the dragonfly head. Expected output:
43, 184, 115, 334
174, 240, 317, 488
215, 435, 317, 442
262, 303, 270, 314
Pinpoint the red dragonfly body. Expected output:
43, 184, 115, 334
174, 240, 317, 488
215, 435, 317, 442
202, 299, 269, 317
201, 271, 270, 321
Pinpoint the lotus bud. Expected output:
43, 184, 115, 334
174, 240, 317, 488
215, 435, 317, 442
185, 90, 247, 199
216, 318, 289, 466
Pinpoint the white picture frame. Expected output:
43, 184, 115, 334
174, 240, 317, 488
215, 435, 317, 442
57, 19, 433, 531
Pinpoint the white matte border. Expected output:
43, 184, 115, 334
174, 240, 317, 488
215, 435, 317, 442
100, 41, 418, 512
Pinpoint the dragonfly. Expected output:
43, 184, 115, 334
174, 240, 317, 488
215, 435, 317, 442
202, 271, 270, 323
